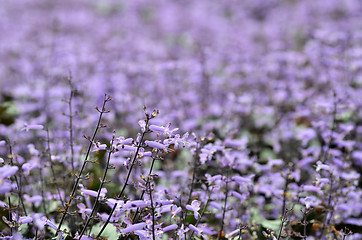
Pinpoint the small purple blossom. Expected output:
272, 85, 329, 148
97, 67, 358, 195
186, 200, 201, 220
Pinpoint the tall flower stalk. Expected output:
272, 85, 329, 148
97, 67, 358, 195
56, 94, 111, 234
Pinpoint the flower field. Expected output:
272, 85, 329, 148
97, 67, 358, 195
0, 0, 361, 239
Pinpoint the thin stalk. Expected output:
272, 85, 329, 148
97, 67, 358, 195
46, 129, 65, 207
320, 172, 334, 237
132, 156, 158, 224
121, 157, 158, 240
39, 167, 47, 215
96, 117, 150, 238
56, 94, 111, 234
278, 170, 291, 240
148, 179, 156, 240
79, 135, 115, 239
8, 143, 27, 216
8, 195, 13, 235
218, 169, 230, 240
183, 142, 201, 239
321, 91, 337, 164
277, 206, 292, 240
301, 207, 309, 240
68, 73, 75, 172
189, 188, 212, 239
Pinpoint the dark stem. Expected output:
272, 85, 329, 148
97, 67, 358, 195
96, 117, 150, 238
68, 73, 75, 172
321, 172, 335, 237
148, 179, 156, 240
183, 142, 201, 239
79, 134, 115, 239
56, 94, 110, 234
46, 129, 65, 207
131, 156, 158, 224
189, 187, 212, 239
39, 167, 47, 215
8, 195, 13, 235
321, 91, 337, 164
301, 207, 309, 240
8, 143, 27, 216
218, 169, 230, 240
278, 170, 291, 240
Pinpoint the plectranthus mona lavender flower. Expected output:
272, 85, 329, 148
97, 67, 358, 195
1, 0, 362, 239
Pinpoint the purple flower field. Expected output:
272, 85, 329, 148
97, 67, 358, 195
1, 0, 362, 239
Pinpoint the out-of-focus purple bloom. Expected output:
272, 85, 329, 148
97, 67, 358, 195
304, 197, 312, 209
22, 162, 40, 175
77, 203, 92, 220
24, 195, 43, 207
0, 165, 18, 179
297, 128, 316, 146
303, 185, 321, 192
41, 216, 58, 231
21, 123, 44, 131
352, 151, 362, 167
19, 216, 33, 224
209, 201, 222, 211
224, 136, 248, 149
0, 140, 6, 146
341, 171, 360, 181
232, 174, 254, 185
300, 196, 321, 208
316, 161, 330, 172
0, 200, 8, 208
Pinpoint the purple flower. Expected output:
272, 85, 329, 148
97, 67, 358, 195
19, 216, 33, 224
0, 165, 18, 179
124, 200, 149, 209
145, 140, 167, 149
224, 136, 248, 149
303, 185, 321, 192
122, 222, 147, 234
163, 132, 190, 149
186, 200, 201, 220
177, 224, 189, 239
316, 161, 330, 172
92, 142, 107, 152
0, 200, 8, 208
24, 195, 43, 207
77, 203, 92, 220
188, 224, 202, 236
21, 123, 44, 131
232, 175, 254, 185
138, 120, 147, 132
163, 224, 178, 232
149, 123, 179, 137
